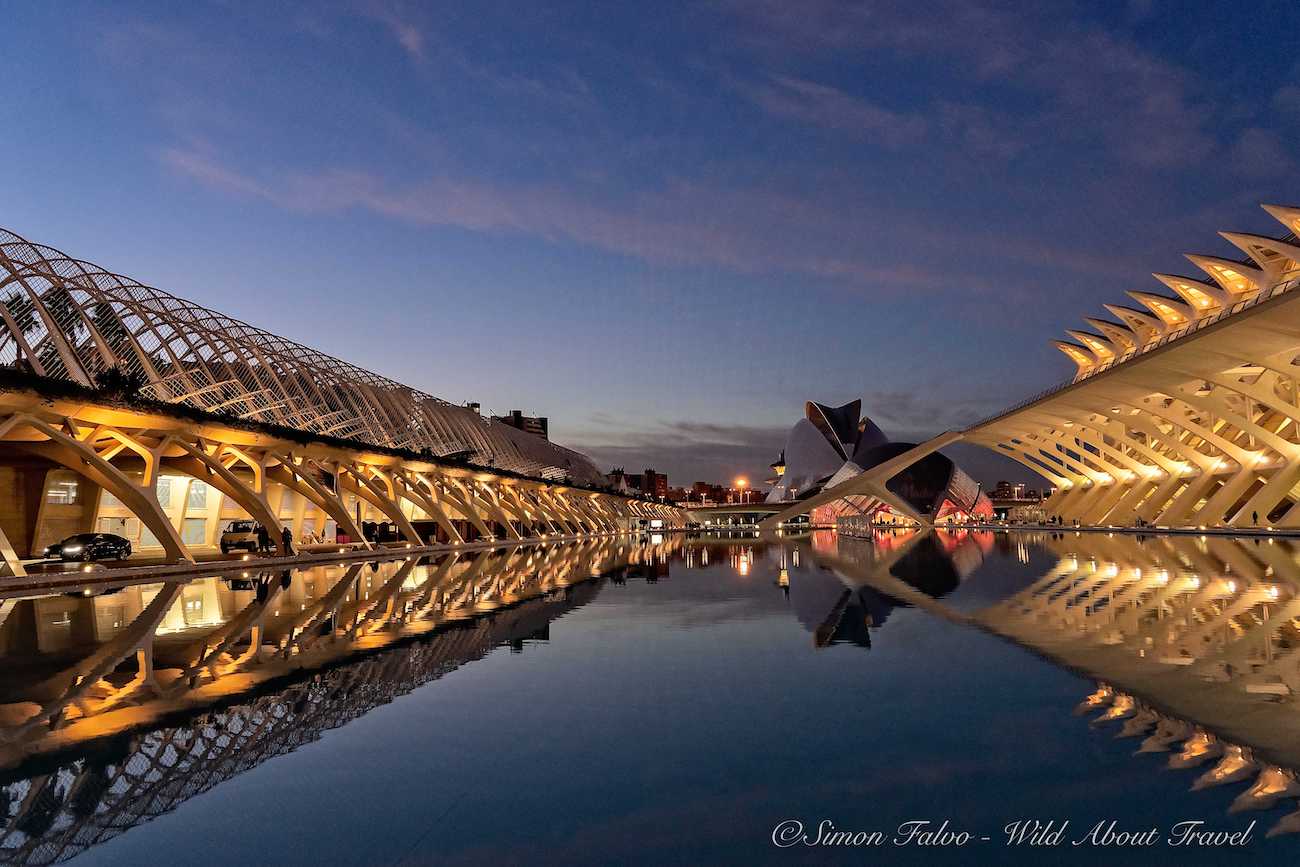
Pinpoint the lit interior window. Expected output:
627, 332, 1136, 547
1081, 337, 1112, 357
1153, 303, 1184, 323
1216, 267, 1248, 291
45, 479, 79, 504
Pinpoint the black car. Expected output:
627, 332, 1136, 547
43, 533, 133, 562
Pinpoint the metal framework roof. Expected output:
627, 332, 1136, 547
0, 227, 603, 485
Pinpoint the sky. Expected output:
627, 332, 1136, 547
3, 0, 1299, 489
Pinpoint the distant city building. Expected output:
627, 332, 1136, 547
673, 481, 757, 505
723, 486, 756, 505
989, 480, 1046, 521
606, 467, 634, 493
641, 468, 668, 499
992, 481, 1041, 503
692, 482, 726, 503
605, 467, 669, 499
492, 410, 549, 440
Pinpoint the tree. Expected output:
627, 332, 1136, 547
90, 301, 130, 359
34, 286, 85, 377
94, 364, 147, 398
1, 291, 37, 367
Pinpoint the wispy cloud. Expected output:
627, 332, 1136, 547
359, 0, 425, 60
742, 75, 927, 149
157, 145, 970, 291
1229, 128, 1296, 177
724, 0, 1219, 169
160, 143, 1141, 296
1275, 84, 1300, 119
741, 76, 1029, 161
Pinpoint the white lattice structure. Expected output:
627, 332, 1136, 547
0, 227, 601, 485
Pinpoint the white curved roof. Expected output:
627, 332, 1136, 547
766, 418, 845, 502
0, 227, 603, 485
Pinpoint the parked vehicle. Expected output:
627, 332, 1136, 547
43, 533, 132, 562
220, 520, 259, 554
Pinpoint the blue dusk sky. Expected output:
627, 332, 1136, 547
3, 1, 1299, 487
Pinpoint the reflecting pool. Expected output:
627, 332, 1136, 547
1, 529, 1300, 864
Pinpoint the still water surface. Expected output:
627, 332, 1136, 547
1, 530, 1298, 865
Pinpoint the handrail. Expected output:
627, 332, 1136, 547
970, 270, 1300, 430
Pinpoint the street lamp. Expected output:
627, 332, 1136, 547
735, 477, 748, 505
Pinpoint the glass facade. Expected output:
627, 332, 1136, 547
156, 477, 173, 509
186, 480, 207, 510
181, 517, 207, 545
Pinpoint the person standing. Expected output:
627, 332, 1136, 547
255, 523, 270, 554
281, 525, 294, 556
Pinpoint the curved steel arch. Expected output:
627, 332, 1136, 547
0, 227, 604, 485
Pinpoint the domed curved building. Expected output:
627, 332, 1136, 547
766, 400, 993, 525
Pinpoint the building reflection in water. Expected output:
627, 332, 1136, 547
10, 529, 1300, 860
978, 530, 1300, 836
777, 528, 990, 648
0, 536, 681, 865
685, 528, 1300, 836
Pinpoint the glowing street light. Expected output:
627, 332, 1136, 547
735, 477, 749, 505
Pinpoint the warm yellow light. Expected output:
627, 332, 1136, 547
735, 478, 748, 489
1217, 267, 1247, 290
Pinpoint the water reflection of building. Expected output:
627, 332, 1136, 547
0, 535, 683, 864
785, 530, 989, 648
0, 536, 681, 759
976, 532, 1300, 836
